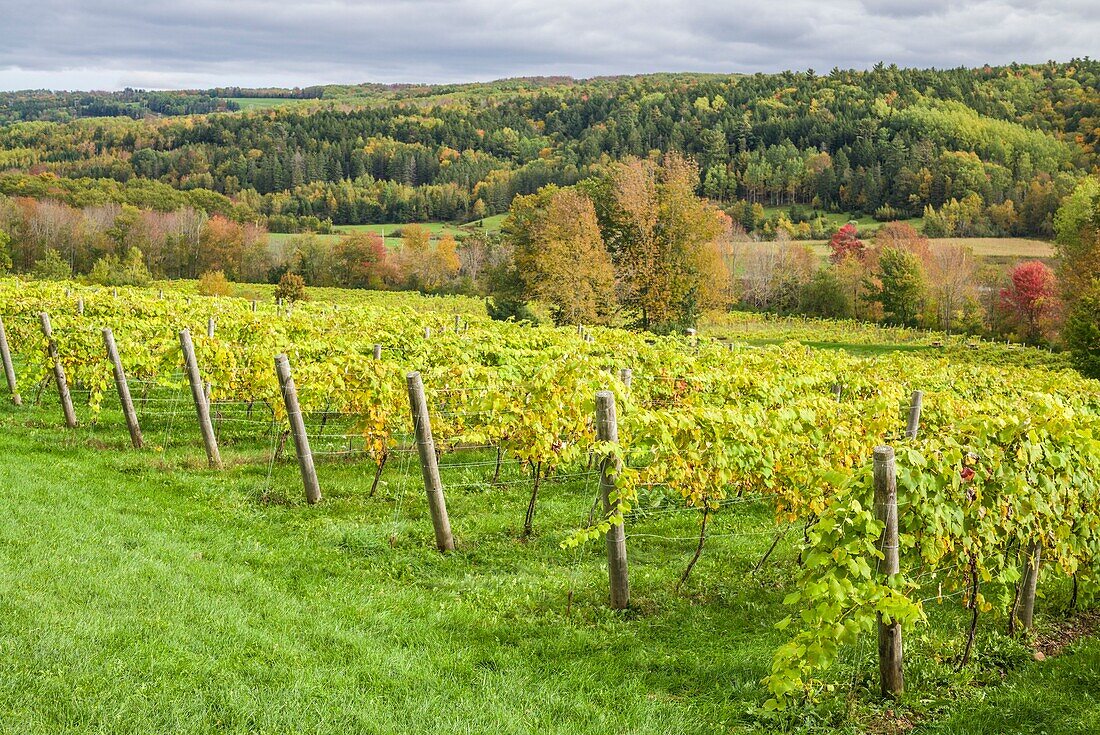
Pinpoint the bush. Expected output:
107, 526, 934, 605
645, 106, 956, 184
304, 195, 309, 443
87, 247, 152, 287
0, 229, 11, 274
198, 270, 232, 297
274, 272, 307, 303
1064, 280, 1100, 379
801, 269, 852, 318
873, 204, 901, 222
31, 250, 72, 280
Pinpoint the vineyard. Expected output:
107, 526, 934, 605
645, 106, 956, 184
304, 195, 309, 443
1, 277, 1099, 733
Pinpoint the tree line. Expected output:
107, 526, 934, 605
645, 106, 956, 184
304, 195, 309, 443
0, 61, 1096, 232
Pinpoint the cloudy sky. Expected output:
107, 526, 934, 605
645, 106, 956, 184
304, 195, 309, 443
0, 0, 1095, 91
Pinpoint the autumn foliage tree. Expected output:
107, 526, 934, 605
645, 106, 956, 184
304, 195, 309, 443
506, 186, 616, 326
827, 223, 864, 263
331, 232, 393, 289
1000, 260, 1059, 344
1055, 176, 1100, 373
587, 153, 729, 331
423, 233, 462, 291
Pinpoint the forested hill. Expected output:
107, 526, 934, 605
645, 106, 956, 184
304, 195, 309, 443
0, 61, 1097, 236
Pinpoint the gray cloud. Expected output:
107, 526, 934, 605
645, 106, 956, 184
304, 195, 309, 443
0, 0, 1095, 90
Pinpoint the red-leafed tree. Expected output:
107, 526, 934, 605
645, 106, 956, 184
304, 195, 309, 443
333, 232, 395, 289
828, 223, 865, 263
1000, 260, 1059, 343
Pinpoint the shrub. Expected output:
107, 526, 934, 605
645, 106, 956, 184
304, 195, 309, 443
198, 270, 232, 297
873, 204, 900, 222
1064, 280, 1100, 378
31, 250, 72, 280
274, 272, 307, 303
87, 247, 152, 287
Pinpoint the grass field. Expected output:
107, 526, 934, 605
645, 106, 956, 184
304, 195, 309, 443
269, 222, 475, 250
760, 206, 924, 233
0, 331, 1095, 733
798, 237, 1055, 261
226, 97, 309, 111
333, 222, 470, 238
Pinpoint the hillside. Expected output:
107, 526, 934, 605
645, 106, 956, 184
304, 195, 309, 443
0, 62, 1097, 237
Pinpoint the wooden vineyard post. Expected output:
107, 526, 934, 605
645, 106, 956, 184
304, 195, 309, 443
905, 390, 923, 440
596, 390, 630, 609
179, 328, 222, 468
618, 368, 632, 389
373, 343, 382, 361
0, 316, 21, 405
77, 298, 84, 316
39, 312, 77, 428
424, 326, 431, 340
102, 328, 143, 449
454, 314, 461, 332
275, 354, 321, 504
251, 300, 257, 313
874, 445, 903, 698
406, 371, 454, 552
1018, 543, 1042, 632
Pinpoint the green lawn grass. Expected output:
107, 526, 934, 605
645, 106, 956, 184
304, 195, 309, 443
759, 206, 924, 233
333, 222, 469, 238
466, 214, 507, 232
225, 97, 309, 111
0, 381, 1094, 733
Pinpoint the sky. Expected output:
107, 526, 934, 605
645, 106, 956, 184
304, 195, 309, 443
0, 0, 1096, 91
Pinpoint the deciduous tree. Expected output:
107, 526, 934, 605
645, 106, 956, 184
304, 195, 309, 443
1000, 260, 1058, 344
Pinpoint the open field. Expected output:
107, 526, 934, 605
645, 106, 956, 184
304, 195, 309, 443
225, 97, 310, 111
269, 222, 476, 250
798, 237, 1055, 261
759, 206, 924, 233
333, 222, 470, 238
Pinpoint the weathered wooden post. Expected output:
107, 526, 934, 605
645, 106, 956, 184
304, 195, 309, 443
424, 326, 431, 340
454, 314, 461, 332
406, 371, 454, 552
179, 328, 222, 468
0, 316, 22, 405
596, 390, 630, 609
102, 328, 143, 449
905, 390, 923, 440
77, 298, 84, 316
618, 368, 632, 389
874, 445, 903, 698
275, 353, 320, 504
251, 300, 257, 313
39, 312, 77, 428
1018, 543, 1042, 632
373, 344, 382, 361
